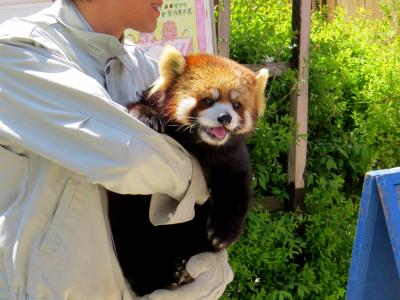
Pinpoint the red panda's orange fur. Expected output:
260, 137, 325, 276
170, 54, 261, 123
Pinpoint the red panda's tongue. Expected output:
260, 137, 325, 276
210, 126, 226, 139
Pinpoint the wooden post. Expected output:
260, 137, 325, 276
311, 0, 317, 11
217, 0, 230, 57
327, 0, 336, 22
288, 0, 311, 210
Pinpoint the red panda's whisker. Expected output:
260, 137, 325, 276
165, 116, 175, 124
173, 125, 189, 133
188, 123, 198, 133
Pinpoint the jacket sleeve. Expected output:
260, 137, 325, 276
0, 40, 200, 203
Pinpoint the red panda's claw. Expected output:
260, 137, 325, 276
206, 220, 242, 250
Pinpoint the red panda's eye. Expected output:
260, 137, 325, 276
232, 101, 242, 110
202, 98, 215, 107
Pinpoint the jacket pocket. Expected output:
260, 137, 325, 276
0, 145, 28, 212
39, 179, 79, 257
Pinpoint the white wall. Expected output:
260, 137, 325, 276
0, 1, 51, 23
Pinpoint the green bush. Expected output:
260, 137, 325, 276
229, 0, 293, 64
222, 199, 355, 299
223, 0, 400, 299
247, 71, 296, 201
309, 7, 400, 174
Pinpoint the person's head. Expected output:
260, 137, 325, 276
64, 0, 163, 39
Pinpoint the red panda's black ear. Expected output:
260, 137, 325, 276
150, 45, 186, 96
255, 68, 269, 117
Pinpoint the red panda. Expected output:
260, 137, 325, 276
108, 46, 269, 296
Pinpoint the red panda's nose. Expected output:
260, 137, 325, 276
217, 112, 232, 125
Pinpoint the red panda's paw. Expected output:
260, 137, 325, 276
128, 104, 167, 134
207, 216, 244, 250
169, 257, 194, 288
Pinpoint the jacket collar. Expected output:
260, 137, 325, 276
43, 0, 133, 68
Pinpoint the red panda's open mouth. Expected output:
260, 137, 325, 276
203, 126, 227, 140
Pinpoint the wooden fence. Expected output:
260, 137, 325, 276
312, 0, 383, 20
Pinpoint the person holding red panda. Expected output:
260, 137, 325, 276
0, 0, 234, 299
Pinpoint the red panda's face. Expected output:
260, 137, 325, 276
197, 89, 246, 146
165, 57, 263, 146
168, 82, 256, 146
151, 47, 269, 146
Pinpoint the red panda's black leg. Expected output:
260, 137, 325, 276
204, 146, 251, 250
127, 103, 167, 134
127, 89, 167, 133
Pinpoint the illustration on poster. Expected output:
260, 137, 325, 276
126, 0, 215, 58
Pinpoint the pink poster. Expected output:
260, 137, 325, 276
125, 0, 216, 59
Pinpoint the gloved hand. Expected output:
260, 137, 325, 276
149, 155, 209, 226
140, 251, 234, 300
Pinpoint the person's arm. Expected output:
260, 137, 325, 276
0, 40, 202, 206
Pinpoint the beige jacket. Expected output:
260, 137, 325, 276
0, 1, 232, 299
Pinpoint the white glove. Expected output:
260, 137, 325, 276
149, 155, 209, 226
140, 250, 234, 300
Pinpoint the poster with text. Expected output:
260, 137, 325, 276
126, 0, 216, 59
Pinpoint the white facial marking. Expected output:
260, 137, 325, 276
197, 102, 242, 145
198, 102, 239, 130
230, 90, 240, 100
236, 111, 253, 134
199, 130, 229, 146
176, 97, 197, 124
211, 89, 220, 100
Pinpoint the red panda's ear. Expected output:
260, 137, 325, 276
150, 45, 186, 96
255, 68, 269, 117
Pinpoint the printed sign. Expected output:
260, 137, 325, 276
126, 0, 216, 58
346, 168, 400, 299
